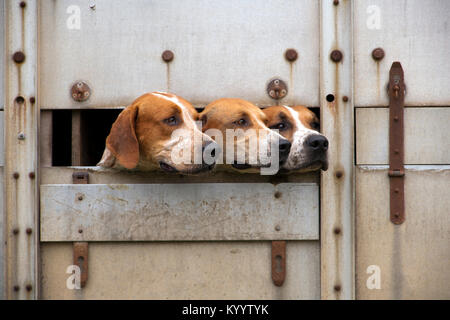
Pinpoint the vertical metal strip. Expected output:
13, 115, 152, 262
320, 0, 355, 299
4, 0, 39, 299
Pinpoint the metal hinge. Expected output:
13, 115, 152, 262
271, 241, 286, 286
73, 172, 89, 287
388, 62, 406, 225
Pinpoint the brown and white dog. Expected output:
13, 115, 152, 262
98, 92, 217, 174
199, 98, 291, 173
263, 105, 328, 172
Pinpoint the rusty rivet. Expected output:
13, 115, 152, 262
284, 49, 298, 62
15, 96, 25, 104
12, 51, 26, 64
29, 96, 36, 104
19, 1, 26, 8
13, 285, 20, 292
372, 48, 385, 61
26, 228, 33, 235
13, 228, 19, 235
13, 172, 20, 179
394, 116, 399, 122
162, 50, 174, 62
394, 149, 399, 154
394, 188, 399, 193
333, 0, 339, 5
334, 284, 341, 292
342, 96, 349, 102
335, 170, 343, 179
274, 191, 282, 199
333, 227, 341, 235
78, 195, 84, 201
275, 225, 281, 232
330, 50, 343, 63
78, 229, 83, 234
25, 284, 32, 292
29, 172, 35, 179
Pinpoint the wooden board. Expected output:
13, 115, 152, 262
41, 183, 319, 241
356, 107, 450, 165
356, 166, 450, 299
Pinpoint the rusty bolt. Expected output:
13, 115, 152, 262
330, 50, 343, 63
78, 229, 83, 234
333, 227, 341, 235
13, 172, 20, 179
274, 191, 282, 199
29, 172, 35, 179
284, 49, 298, 62
78, 195, 84, 201
372, 48, 385, 61
26, 228, 33, 235
13, 228, 19, 235
19, 1, 26, 8
15, 96, 25, 104
394, 116, 399, 122
394, 188, 399, 193
334, 284, 341, 292
275, 225, 281, 232
342, 96, 349, 102
162, 50, 174, 63
29, 97, 36, 104
335, 170, 343, 179
333, 0, 339, 5
13, 285, 20, 292
25, 284, 32, 292
13, 51, 25, 63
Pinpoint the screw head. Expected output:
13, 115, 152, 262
372, 48, 385, 61
13, 228, 19, 235
13, 172, 20, 179
342, 96, 349, 102
330, 50, 343, 62
333, 227, 341, 235
13, 285, 20, 292
162, 50, 174, 62
29, 97, 36, 104
274, 191, 282, 199
335, 170, 343, 179
29, 172, 35, 179
19, 1, 26, 8
12, 51, 26, 63
284, 49, 298, 62
333, 0, 339, 5
78, 229, 83, 234
25, 284, 32, 292
334, 284, 341, 292
26, 228, 33, 235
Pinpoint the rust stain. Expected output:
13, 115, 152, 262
166, 63, 171, 92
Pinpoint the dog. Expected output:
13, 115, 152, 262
98, 92, 217, 174
199, 98, 291, 173
262, 105, 328, 172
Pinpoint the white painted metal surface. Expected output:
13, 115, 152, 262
0, 111, 4, 166
354, 0, 450, 106
0, 0, 4, 110
320, 0, 354, 299
356, 107, 450, 165
4, 0, 39, 299
356, 166, 450, 299
40, 0, 319, 109
41, 241, 320, 299
41, 183, 319, 241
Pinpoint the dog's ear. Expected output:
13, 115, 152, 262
106, 104, 139, 169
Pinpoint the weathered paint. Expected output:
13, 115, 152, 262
4, 0, 39, 299
39, 0, 319, 109
354, 0, 450, 106
0, 111, 4, 166
0, 0, 4, 110
41, 183, 319, 242
356, 166, 450, 299
41, 241, 320, 299
320, 0, 355, 299
356, 107, 450, 165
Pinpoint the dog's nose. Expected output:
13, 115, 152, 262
306, 134, 328, 152
278, 139, 291, 163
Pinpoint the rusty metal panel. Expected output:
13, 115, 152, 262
320, 0, 355, 299
39, 0, 319, 109
356, 108, 450, 165
356, 166, 450, 299
40, 241, 320, 299
41, 183, 319, 241
354, 0, 450, 106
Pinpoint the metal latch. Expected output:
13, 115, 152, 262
388, 62, 406, 225
271, 241, 286, 286
73, 172, 89, 287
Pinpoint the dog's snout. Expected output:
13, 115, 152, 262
278, 139, 291, 164
306, 135, 328, 152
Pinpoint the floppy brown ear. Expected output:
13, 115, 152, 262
106, 105, 139, 169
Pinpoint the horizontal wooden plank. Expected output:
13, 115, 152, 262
356, 107, 450, 165
41, 241, 320, 299
41, 183, 319, 241
356, 166, 450, 299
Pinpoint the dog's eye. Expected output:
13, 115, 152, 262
164, 116, 179, 126
270, 122, 287, 131
233, 118, 248, 126
311, 121, 320, 130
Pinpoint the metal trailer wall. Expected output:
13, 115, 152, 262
1, 0, 5, 300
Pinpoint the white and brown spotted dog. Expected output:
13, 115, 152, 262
199, 98, 291, 172
98, 92, 217, 174
262, 105, 328, 172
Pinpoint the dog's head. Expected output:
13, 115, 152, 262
98, 92, 217, 174
199, 98, 291, 171
263, 105, 328, 171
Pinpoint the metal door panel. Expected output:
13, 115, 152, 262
41, 183, 319, 241
39, 0, 319, 109
354, 0, 450, 106
356, 107, 450, 165
356, 166, 450, 299
41, 241, 320, 299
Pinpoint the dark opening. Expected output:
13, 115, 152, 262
52, 110, 72, 166
326, 94, 335, 102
